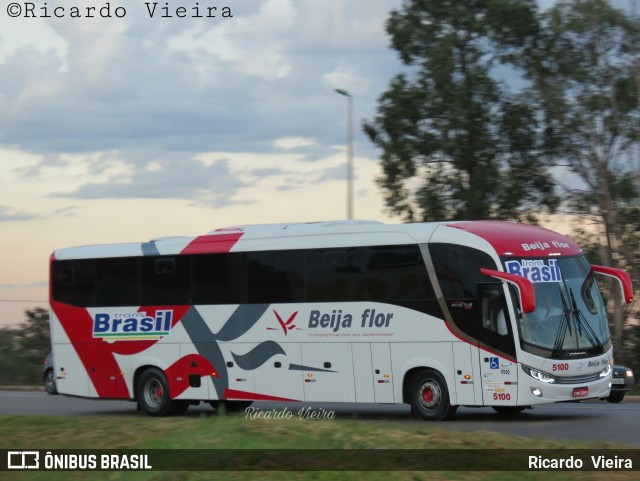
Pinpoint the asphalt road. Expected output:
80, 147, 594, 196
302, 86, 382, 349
1, 390, 639, 446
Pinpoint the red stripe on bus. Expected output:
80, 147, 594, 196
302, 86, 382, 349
50, 301, 191, 397
50, 301, 130, 398
180, 232, 244, 254
450, 221, 582, 257
223, 388, 300, 402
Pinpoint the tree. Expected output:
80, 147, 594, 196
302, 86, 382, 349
0, 327, 21, 384
526, 0, 640, 357
14, 307, 51, 364
0, 308, 50, 385
364, 0, 558, 221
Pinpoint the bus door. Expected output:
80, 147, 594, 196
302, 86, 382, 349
477, 284, 518, 405
428, 243, 519, 407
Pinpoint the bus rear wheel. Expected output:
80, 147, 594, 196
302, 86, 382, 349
136, 368, 178, 416
410, 369, 457, 421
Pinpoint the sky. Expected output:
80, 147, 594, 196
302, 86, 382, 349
0, 0, 408, 326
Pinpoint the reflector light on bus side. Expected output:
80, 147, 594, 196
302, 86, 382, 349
591, 265, 634, 304
480, 268, 536, 313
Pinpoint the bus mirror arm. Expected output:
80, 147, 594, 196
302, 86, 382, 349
480, 268, 536, 313
591, 265, 634, 304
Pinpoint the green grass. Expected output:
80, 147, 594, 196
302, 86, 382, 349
0, 412, 637, 481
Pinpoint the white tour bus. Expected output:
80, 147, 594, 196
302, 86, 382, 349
49, 220, 633, 419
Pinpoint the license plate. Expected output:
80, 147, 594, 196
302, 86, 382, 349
612, 378, 625, 385
573, 387, 589, 398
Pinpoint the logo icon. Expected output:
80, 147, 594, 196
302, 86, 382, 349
504, 259, 562, 283
92, 310, 173, 341
268, 310, 300, 336
451, 301, 473, 310
7, 451, 39, 470
489, 358, 499, 369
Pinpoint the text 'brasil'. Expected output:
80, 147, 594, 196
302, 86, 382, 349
93, 311, 173, 340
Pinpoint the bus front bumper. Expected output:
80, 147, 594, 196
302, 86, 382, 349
520, 376, 612, 405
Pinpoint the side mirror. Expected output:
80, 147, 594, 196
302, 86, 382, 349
480, 268, 536, 313
592, 265, 634, 304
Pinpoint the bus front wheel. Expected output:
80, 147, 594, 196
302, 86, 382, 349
410, 369, 457, 421
136, 368, 178, 416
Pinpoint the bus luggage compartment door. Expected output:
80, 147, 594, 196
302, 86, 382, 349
371, 343, 395, 403
301, 343, 355, 402
452, 342, 477, 405
53, 343, 90, 397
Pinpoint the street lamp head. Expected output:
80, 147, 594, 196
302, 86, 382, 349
334, 88, 352, 97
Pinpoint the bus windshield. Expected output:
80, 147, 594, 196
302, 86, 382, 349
503, 255, 610, 357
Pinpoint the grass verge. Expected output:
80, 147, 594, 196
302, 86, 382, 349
0, 412, 637, 481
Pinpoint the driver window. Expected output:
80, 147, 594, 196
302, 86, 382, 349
480, 284, 509, 336
478, 283, 516, 357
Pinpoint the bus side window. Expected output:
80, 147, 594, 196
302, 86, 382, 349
247, 250, 304, 303
367, 245, 435, 301
477, 283, 515, 356
192, 253, 246, 305
305, 247, 366, 302
479, 284, 509, 336
430, 243, 497, 302
430, 243, 516, 357
141, 256, 191, 306
95, 258, 140, 307
52, 259, 96, 307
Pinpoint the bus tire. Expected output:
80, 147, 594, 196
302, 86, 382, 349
136, 368, 178, 416
410, 369, 457, 421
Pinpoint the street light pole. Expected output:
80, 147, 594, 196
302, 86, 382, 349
334, 88, 353, 220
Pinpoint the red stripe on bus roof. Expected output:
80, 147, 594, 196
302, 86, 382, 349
449, 221, 582, 257
180, 232, 244, 255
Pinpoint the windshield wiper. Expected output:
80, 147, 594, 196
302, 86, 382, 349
552, 288, 572, 358
570, 288, 582, 337
569, 288, 604, 353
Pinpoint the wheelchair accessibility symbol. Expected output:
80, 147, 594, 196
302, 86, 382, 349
489, 357, 499, 369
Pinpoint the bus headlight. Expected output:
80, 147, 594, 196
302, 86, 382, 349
599, 364, 611, 378
522, 365, 556, 384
